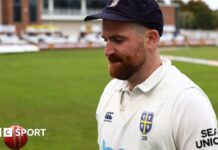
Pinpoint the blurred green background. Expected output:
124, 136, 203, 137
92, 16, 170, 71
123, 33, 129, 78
0, 47, 217, 149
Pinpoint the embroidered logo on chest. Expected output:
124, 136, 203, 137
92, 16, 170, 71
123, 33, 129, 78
104, 112, 114, 122
139, 112, 154, 141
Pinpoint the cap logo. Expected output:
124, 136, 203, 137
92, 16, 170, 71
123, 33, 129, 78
108, 0, 120, 7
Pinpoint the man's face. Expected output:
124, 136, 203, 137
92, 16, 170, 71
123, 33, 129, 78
102, 20, 147, 80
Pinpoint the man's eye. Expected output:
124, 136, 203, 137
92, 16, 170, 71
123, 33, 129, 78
101, 37, 107, 42
113, 38, 124, 43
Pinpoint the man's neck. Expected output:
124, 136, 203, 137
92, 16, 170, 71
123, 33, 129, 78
127, 57, 162, 91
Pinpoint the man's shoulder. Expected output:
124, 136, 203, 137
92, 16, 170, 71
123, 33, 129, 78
162, 65, 210, 107
162, 65, 199, 90
155, 65, 206, 103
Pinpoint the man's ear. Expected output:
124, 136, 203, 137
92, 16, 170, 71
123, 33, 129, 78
144, 29, 159, 52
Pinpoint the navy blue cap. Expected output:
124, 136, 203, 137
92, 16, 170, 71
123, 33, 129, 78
84, 0, 164, 36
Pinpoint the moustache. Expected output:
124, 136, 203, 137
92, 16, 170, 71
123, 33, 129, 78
108, 54, 123, 63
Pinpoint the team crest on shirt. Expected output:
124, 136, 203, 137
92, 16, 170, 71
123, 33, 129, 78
139, 112, 154, 141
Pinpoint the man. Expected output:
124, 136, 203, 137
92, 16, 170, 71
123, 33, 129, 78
84, 0, 218, 149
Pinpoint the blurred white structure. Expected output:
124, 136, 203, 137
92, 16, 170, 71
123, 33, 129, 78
20, 24, 103, 49
0, 24, 39, 53
180, 29, 218, 46
159, 28, 218, 47
41, 0, 179, 43
22, 24, 68, 44
79, 25, 102, 43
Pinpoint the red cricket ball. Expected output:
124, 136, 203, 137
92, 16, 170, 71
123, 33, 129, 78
4, 125, 28, 150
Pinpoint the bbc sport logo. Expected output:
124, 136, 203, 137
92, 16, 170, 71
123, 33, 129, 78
0, 127, 46, 137
1, 125, 47, 149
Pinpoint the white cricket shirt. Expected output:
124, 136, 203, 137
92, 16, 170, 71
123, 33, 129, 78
96, 57, 218, 150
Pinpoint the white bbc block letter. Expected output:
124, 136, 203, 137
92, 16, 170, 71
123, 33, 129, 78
4, 128, 12, 137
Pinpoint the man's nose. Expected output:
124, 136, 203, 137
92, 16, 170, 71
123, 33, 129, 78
104, 42, 115, 56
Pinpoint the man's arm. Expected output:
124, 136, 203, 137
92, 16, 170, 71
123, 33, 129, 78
172, 90, 218, 150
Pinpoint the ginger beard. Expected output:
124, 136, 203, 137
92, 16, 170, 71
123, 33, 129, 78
107, 42, 146, 80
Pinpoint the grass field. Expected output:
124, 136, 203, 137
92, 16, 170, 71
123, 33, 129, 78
0, 46, 217, 149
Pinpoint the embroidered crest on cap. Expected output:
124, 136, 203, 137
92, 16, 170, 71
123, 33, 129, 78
108, 0, 120, 7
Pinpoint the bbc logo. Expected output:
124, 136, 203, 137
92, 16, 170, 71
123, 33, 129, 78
0, 128, 13, 137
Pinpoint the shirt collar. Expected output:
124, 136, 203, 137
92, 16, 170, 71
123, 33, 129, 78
116, 57, 171, 93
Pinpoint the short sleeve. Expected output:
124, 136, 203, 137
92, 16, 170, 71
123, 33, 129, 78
172, 90, 218, 150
